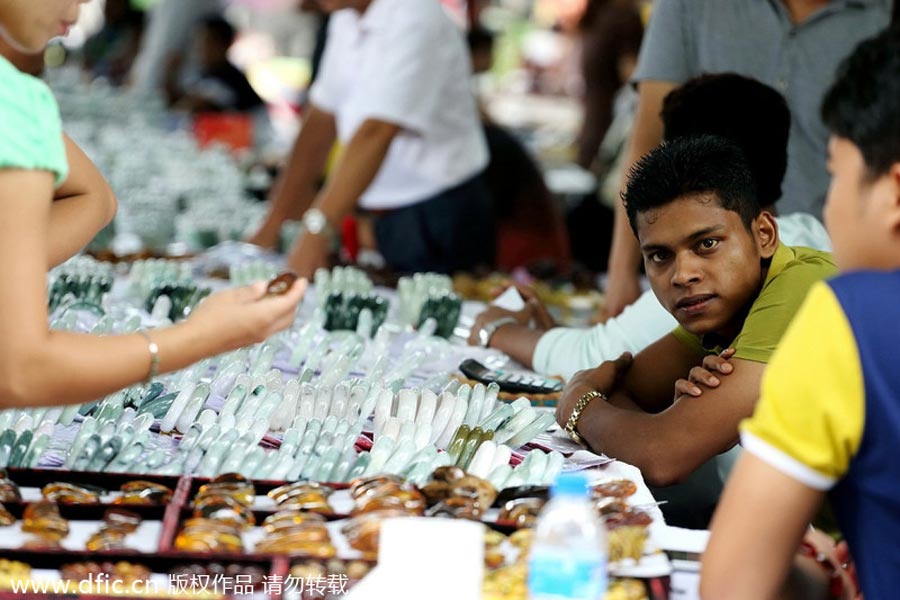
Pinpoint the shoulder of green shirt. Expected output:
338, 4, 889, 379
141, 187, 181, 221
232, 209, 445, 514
672, 244, 837, 362
0, 55, 69, 187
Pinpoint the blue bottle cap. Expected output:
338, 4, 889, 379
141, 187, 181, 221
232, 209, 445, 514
551, 471, 589, 498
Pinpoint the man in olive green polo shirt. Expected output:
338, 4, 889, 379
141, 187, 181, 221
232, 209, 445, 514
555, 135, 835, 524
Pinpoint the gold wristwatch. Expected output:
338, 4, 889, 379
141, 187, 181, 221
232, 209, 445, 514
565, 390, 606, 447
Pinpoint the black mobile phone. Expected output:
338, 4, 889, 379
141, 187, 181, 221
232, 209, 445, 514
459, 359, 563, 395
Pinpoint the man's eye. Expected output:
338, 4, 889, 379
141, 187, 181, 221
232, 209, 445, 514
649, 251, 669, 263
700, 238, 719, 250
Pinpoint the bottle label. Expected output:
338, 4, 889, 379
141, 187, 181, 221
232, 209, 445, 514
528, 550, 608, 599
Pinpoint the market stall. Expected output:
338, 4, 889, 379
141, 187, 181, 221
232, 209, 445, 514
0, 252, 672, 599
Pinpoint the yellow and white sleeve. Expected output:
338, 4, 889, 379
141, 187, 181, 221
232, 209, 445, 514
740, 282, 865, 490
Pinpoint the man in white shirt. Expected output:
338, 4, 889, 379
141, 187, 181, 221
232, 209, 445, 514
249, 0, 491, 276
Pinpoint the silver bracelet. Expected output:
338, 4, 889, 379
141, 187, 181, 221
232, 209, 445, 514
477, 316, 518, 348
138, 330, 160, 383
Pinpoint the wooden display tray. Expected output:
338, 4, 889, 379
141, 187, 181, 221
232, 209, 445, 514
0, 468, 670, 599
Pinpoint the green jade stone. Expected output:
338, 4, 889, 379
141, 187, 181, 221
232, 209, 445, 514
0, 428, 17, 468
315, 447, 342, 482
8, 430, 34, 469
456, 427, 485, 471
344, 451, 371, 482
137, 392, 179, 420
447, 425, 471, 462
239, 447, 266, 479
72, 433, 102, 471
88, 435, 123, 471
25, 434, 51, 469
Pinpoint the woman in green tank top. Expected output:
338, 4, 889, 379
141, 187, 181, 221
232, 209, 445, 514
0, 1, 307, 409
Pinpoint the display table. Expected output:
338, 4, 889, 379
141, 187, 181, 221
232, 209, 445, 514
0, 256, 674, 599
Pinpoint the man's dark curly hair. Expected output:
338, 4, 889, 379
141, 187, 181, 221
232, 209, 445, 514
622, 135, 760, 235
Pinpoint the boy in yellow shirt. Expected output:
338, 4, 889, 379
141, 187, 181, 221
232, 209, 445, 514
703, 28, 900, 600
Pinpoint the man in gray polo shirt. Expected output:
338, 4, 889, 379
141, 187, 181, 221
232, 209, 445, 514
604, 0, 890, 318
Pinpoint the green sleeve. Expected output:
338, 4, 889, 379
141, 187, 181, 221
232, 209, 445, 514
671, 325, 706, 357
731, 252, 837, 363
0, 57, 68, 187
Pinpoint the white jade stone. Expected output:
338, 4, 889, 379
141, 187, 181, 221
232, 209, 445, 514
479, 404, 514, 433
502, 466, 529, 489
334, 419, 350, 439
505, 411, 556, 449
464, 384, 486, 428
161, 382, 196, 434
510, 397, 532, 413
358, 385, 382, 424
314, 387, 332, 420
247, 417, 269, 446
347, 385, 367, 422
396, 389, 418, 423
541, 451, 565, 485
196, 409, 217, 430
481, 383, 500, 422
467, 440, 497, 479
523, 450, 549, 485
321, 415, 338, 435
382, 438, 417, 474
413, 423, 432, 451
298, 386, 316, 419
437, 396, 469, 449
415, 390, 437, 427
397, 420, 416, 445
493, 407, 536, 445
218, 413, 236, 433
429, 393, 456, 445
329, 385, 349, 420
373, 390, 394, 436
487, 464, 513, 490
291, 416, 308, 438
430, 451, 454, 470
456, 384, 472, 404
490, 444, 513, 472
381, 417, 403, 442
364, 436, 396, 475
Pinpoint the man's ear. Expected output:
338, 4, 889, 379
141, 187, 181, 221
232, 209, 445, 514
886, 162, 900, 235
753, 211, 779, 260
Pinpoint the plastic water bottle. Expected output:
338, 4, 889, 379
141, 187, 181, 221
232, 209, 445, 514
528, 472, 608, 599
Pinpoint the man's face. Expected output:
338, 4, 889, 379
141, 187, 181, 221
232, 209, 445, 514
637, 194, 776, 337
824, 136, 899, 271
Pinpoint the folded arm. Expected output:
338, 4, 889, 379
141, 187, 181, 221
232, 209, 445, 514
558, 334, 765, 486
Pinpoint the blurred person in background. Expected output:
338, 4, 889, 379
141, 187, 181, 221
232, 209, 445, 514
249, 0, 492, 277
603, 0, 891, 318
81, 0, 144, 86
166, 16, 263, 113
468, 26, 570, 275
129, 0, 222, 92
576, 0, 643, 170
